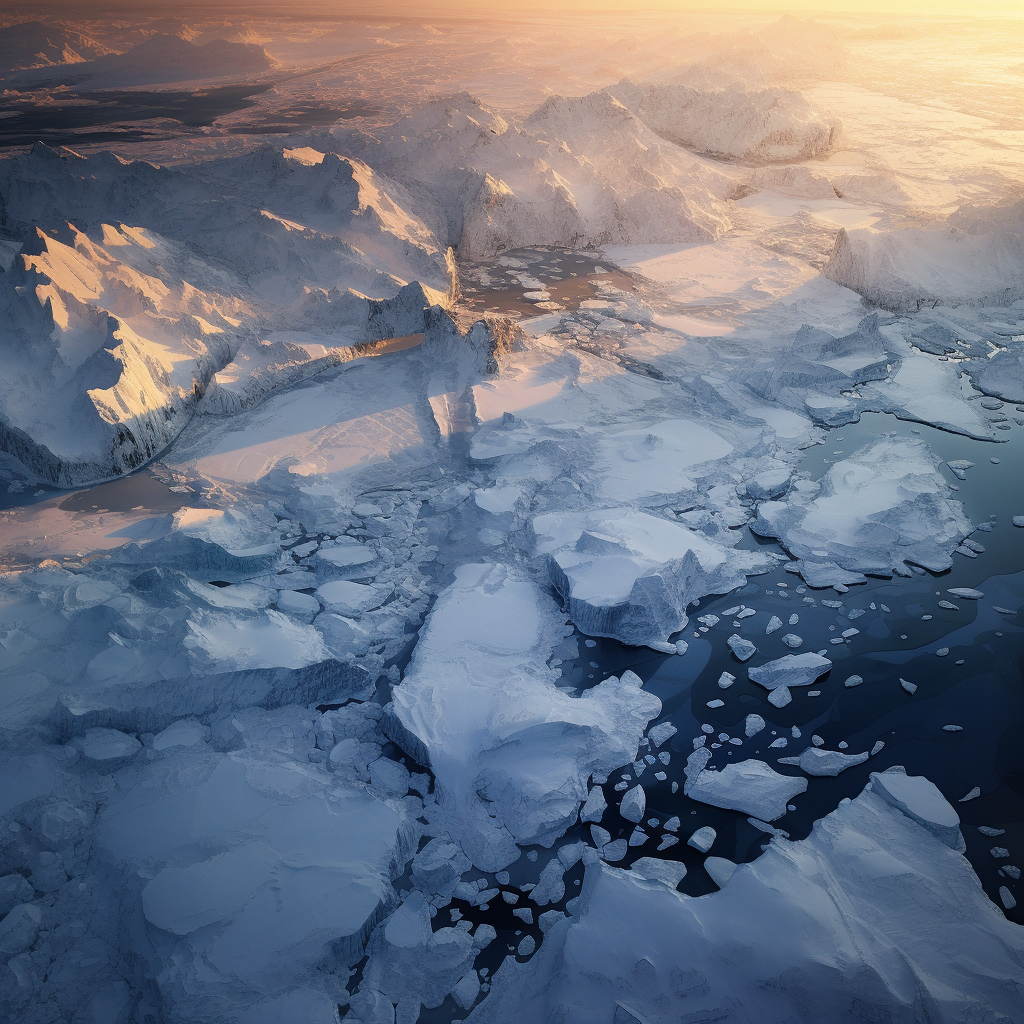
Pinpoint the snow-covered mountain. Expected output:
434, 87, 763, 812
0, 143, 455, 485
0, 20, 112, 70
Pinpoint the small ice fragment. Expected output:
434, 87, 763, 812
496, 871, 510, 885
789, 614, 799, 625
620, 785, 646, 823
870, 741, 884, 755
728, 635, 757, 661
707, 699, 725, 708
768, 686, 792, 708
518, 935, 536, 956
718, 671, 736, 689
959, 787, 981, 802
936, 648, 950, 657
1002, 866, 1021, 880
766, 616, 783, 634
590, 825, 611, 847
842, 628, 859, 638
999, 887, 1017, 911
629, 827, 649, 847
822, 600, 843, 609
698, 614, 721, 627
791, 727, 801, 739
1013, 516, 1024, 528
585, 639, 597, 647
939, 600, 959, 610
745, 714, 766, 738
655, 771, 667, 780
880, 604, 890, 613
658, 834, 679, 850
671, 781, 679, 793
513, 908, 533, 924
738, 608, 755, 619
664, 816, 680, 832
722, 606, 742, 616
943, 725, 963, 732
838, 741, 848, 749
991, 847, 1011, 859
948, 588, 984, 600
844, 675, 864, 687
812, 735, 824, 747
979, 826, 1006, 836
614, 781, 628, 792
701, 724, 714, 734
675, 640, 689, 655
688, 826, 716, 853
901, 679, 918, 694
502, 891, 519, 904
782, 634, 803, 648
602, 840, 627, 862
580, 786, 607, 823
768, 738, 788, 748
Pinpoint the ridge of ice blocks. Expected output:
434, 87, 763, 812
824, 199, 1024, 313
748, 653, 832, 690
533, 509, 777, 647
751, 436, 972, 584
389, 563, 661, 868
470, 775, 1024, 1024
684, 758, 807, 821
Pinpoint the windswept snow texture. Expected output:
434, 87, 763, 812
752, 437, 973, 585
468, 776, 1023, 1024
390, 563, 660, 868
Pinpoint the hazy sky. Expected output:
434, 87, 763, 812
364, 0, 1024, 15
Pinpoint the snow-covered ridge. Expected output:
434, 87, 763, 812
0, 144, 458, 485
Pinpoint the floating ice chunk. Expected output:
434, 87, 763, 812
870, 770, 965, 851
768, 686, 792, 708
580, 786, 608, 823
737, 608, 756, 620
991, 847, 1011, 859
728, 635, 757, 661
630, 857, 686, 888
591, 825, 611, 849
979, 826, 1006, 837
316, 580, 387, 616
685, 759, 807, 820
648, 722, 676, 747
1014, 517, 1024, 528
769, 737, 788, 748
664, 816, 680, 832
629, 827, 649, 847
844, 674, 864, 688
658, 835, 679, 850
900, 679, 918, 694
705, 857, 738, 888
752, 438, 972, 581
76, 727, 141, 763
749, 653, 831, 690
275, 589, 321, 623
532, 858, 567, 906
688, 826, 716, 853
780, 747, 868, 777
766, 615, 783, 634
153, 718, 208, 751
453, 971, 481, 1010
745, 714, 766, 738
602, 840, 627, 862
390, 563, 660, 864
707, 699, 725, 708
943, 725, 963, 733
533, 509, 777, 647
620, 785, 646, 823
999, 887, 1017, 911
948, 588, 984, 600
718, 671, 737, 689
871, 741, 885, 756
782, 633, 803, 648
